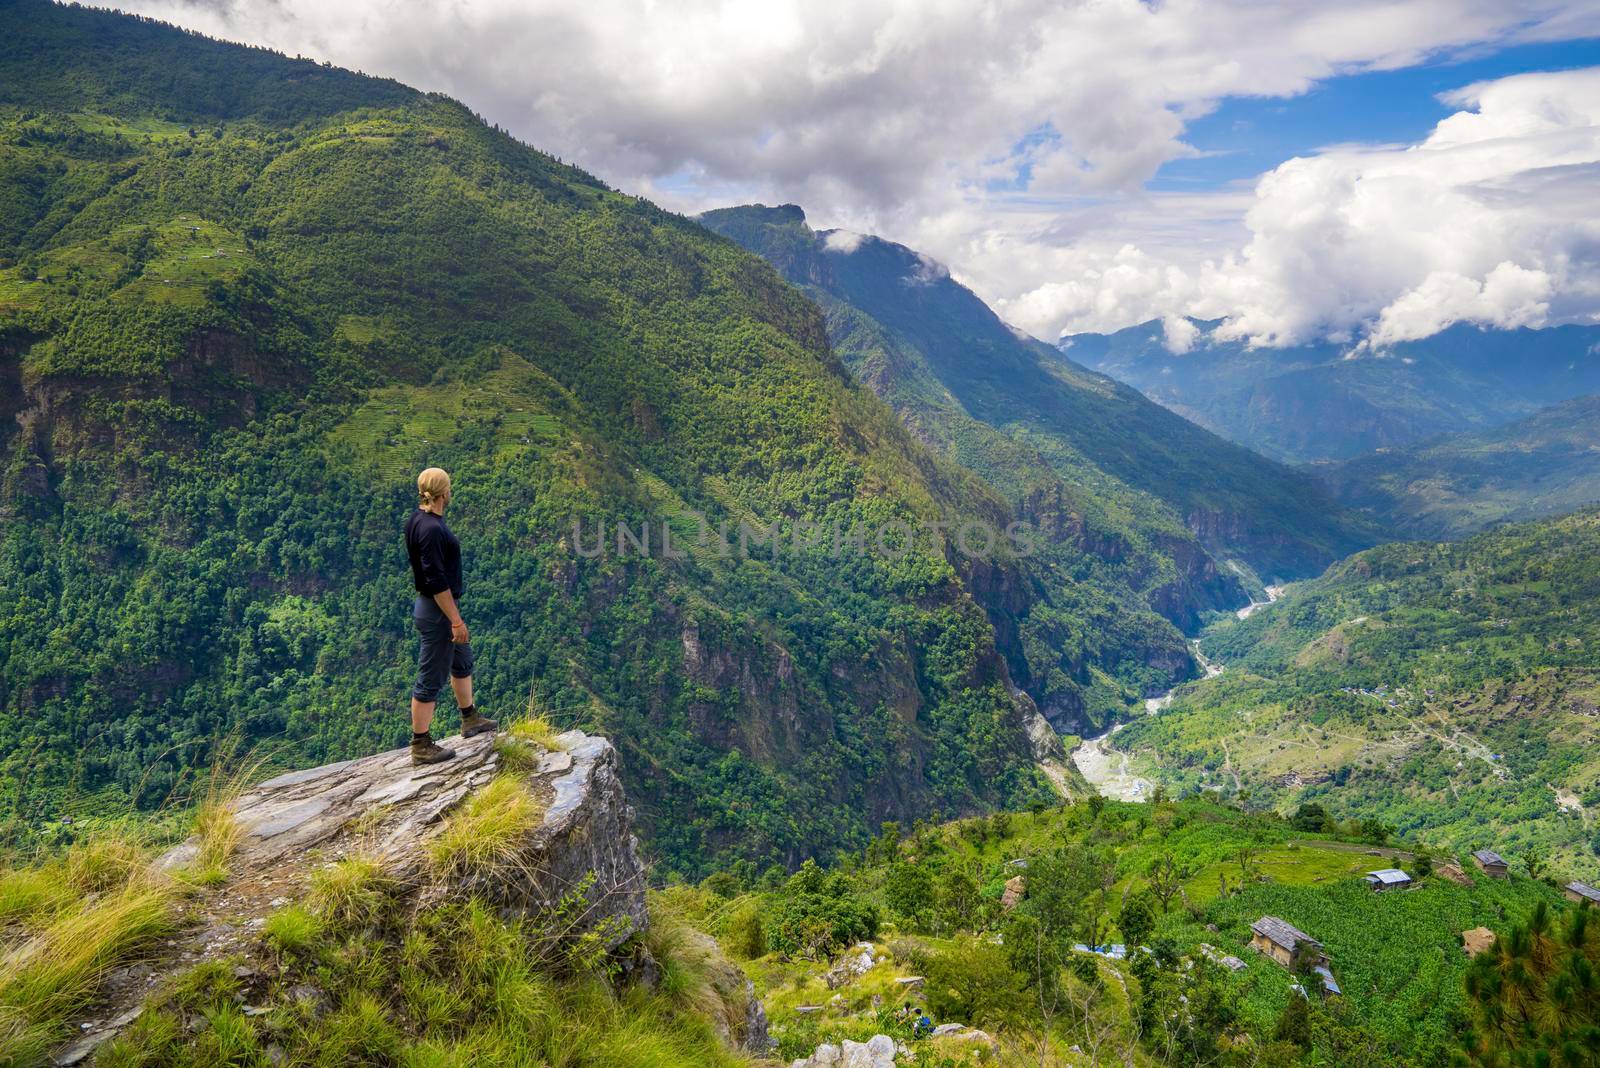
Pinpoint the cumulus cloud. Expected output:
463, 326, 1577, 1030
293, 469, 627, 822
1196, 66, 1600, 346
115, 0, 1600, 346
989, 66, 1600, 345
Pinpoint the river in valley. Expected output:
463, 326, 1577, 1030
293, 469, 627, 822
1071, 584, 1280, 801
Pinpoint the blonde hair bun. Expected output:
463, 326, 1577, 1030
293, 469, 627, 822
417, 467, 452, 506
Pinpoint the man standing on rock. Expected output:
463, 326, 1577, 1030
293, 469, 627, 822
406, 467, 496, 764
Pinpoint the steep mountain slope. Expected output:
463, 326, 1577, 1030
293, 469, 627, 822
699, 205, 1370, 602
1066, 318, 1600, 463
1117, 510, 1600, 878
0, 0, 1107, 872
1316, 394, 1600, 537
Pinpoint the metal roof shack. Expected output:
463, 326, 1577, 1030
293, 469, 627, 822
1250, 917, 1319, 952
1251, 916, 1330, 974
1364, 868, 1413, 890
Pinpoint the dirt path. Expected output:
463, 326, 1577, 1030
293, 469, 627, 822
1220, 737, 1242, 792
1288, 839, 1416, 862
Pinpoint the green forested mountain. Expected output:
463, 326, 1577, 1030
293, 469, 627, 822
1067, 318, 1600, 463
1117, 510, 1600, 878
698, 205, 1372, 609
1316, 394, 1600, 538
0, 0, 1123, 872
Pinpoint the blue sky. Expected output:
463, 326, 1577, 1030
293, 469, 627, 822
1153, 37, 1600, 191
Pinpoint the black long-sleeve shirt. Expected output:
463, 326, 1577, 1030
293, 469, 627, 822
405, 509, 463, 599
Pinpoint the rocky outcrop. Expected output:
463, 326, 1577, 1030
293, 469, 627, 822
160, 728, 647, 948
791, 1034, 901, 1067
823, 942, 879, 989
60, 730, 648, 1065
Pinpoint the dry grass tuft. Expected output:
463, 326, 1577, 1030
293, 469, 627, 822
0, 847, 179, 1063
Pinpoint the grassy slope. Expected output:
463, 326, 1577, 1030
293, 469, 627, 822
0, 0, 1078, 873
1316, 394, 1600, 538
1117, 510, 1600, 878
681, 797, 1571, 1066
0, 732, 761, 1068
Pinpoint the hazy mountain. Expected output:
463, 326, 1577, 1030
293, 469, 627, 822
1064, 318, 1600, 463
1317, 395, 1600, 537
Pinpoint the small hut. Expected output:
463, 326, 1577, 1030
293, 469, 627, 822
1472, 850, 1509, 879
1364, 868, 1413, 891
1565, 881, 1600, 907
1249, 916, 1325, 971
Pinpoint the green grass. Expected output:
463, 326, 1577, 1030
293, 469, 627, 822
308, 856, 393, 928
326, 351, 566, 482
263, 904, 324, 959
426, 776, 544, 884
67, 111, 191, 142
1189, 873, 1563, 1061
99, 888, 759, 1067
0, 840, 181, 1064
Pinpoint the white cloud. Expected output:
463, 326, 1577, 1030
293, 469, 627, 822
905, 250, 951, 286
992, 66, 1600, 345
1199, 66, 1600, 346
1162, 315, 1202, 354
114, 0, 1600, 345
822, 229, 866, 254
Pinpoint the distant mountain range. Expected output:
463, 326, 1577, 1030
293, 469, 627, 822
1315, 394, 1600, 538
1064, 318, 1600, 464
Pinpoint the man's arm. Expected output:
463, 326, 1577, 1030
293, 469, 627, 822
432, 588, 468, 643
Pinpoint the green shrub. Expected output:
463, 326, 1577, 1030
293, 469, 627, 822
919, 934, 1023, 1028
762, 863, 878, 959
723, 901, 766, 960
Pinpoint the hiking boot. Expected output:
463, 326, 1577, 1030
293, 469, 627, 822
411, 733, 456, 765
460, 710, 499, 738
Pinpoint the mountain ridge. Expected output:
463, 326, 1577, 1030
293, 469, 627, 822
699, 204, 1375, 593
1065, 316, 1600, 463
1314, 393, 1600, 537
0, 0, 1075, 872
